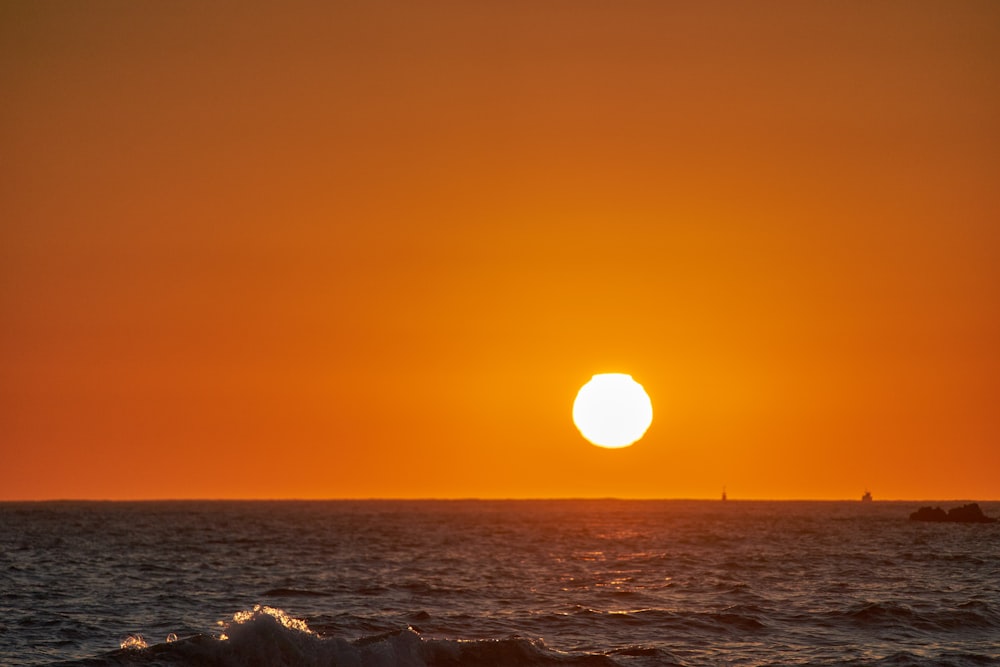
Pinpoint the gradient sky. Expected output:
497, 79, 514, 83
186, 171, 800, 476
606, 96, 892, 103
2, 1, 998, 500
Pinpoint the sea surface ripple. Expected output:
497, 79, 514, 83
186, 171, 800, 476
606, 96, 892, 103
1, 500, 998, 666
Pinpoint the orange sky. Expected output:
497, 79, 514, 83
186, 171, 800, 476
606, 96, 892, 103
2, 1, 998, 500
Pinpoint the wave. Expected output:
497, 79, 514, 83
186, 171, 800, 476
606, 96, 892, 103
561, 604, 768, 634
839, 600, 1000, 633
865, 651, 1000, 667
262, 587, 333, 598
48, 606, 619, 667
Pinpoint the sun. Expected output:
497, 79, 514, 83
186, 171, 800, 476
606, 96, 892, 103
572, 373, 653, 449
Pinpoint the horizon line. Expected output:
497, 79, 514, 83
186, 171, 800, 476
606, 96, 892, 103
3, 496, 998, 503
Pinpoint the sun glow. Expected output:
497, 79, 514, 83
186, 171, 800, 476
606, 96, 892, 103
572, 373, 653, 448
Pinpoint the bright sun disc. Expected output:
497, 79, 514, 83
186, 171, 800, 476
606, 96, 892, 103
572, 373, 653, 448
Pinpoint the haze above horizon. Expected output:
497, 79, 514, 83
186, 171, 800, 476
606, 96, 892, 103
2, 1, 998, 501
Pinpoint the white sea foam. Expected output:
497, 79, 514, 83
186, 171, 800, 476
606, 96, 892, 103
118, 634, 148, 650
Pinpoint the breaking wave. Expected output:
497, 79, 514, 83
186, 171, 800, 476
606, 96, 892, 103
53, 606, 617, 667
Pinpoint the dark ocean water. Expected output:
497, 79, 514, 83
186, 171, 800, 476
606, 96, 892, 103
1, 500, 998, 666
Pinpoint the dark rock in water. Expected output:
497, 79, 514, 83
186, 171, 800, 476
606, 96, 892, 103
910, 506, 948, 522
910, 503, 997, 523
946, 503, 997, 523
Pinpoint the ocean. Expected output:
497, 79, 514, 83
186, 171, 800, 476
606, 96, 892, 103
1, 500, 998, 666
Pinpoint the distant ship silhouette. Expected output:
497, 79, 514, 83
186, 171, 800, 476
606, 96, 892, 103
721, 487, 727, 501
861, 490, 873, 502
